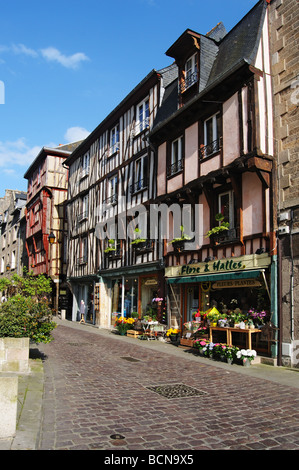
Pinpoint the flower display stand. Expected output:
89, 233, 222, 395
126, 330, 142, 339
180, 338, 194, 348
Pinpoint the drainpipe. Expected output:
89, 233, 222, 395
290, 210, 294, 344
277, 237, 282, 366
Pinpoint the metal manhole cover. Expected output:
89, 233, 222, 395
146, 383, 207, 399
120, 356, 141, 362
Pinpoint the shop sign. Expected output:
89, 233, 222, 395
212, 279, 262, 289
165, 253, 271, 278
144, 278, 158, 286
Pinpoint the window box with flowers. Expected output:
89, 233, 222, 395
168, 225, 191, 252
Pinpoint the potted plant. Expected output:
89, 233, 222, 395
194, 339, 210, 356
104, 239, 116, 253
168, 225, 191, 252
195, 326, 208, 337
114, 316, 135, 335
224, 345, 239, 364
166, 327, 180, 342
206, 213, 229, 243
130, 227, 147, 249
236, 348, 257, 366
104, 239, 122, 259
205, 307, 221, 326
248, 308, 267, 327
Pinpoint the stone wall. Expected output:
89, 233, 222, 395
269, 0, 299, 367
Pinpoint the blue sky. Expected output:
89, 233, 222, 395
0, 0, 257, 198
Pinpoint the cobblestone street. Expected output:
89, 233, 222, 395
36, 321, 299, 451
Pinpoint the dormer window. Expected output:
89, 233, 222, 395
181, 53, 198, 93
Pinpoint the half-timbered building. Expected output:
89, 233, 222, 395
24, 143, 81, 315
65, 65, 178, 326
148, 0, 278, 358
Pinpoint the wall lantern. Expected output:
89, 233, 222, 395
6, 264, 10, 271
48, 232, 56, 244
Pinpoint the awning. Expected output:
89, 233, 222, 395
166, 269, 263, 284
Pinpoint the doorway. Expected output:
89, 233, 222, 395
185, 285, 200, 322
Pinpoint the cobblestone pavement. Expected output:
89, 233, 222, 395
36, 321, 299, 451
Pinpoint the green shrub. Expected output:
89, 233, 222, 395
0, 271, 56, 343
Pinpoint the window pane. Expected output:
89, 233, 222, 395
206, 118, 213, 144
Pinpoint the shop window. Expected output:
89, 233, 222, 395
110, 278, 138, 325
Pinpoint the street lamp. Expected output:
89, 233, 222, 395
48, 232, 56, 244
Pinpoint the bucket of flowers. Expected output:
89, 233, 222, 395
166, 327, 180, 342
212, 343, 227, 361
236, 348, 257, 366
224, 345, 239, 364
195, 326, 208, 337
114, 316, 135, 335
194, 339, 210, 356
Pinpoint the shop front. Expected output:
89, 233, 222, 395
165, 253, 277, 356
70, 276, 97, 324
99, 262, 165, 328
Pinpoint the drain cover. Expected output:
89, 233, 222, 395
110, 434, 125, 440
120, 356, 141, 362
146, 383, 207, 399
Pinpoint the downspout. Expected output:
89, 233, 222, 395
290, 210, 294, 343
278, 237, 282, 366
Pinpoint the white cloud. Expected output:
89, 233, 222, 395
64, 127, 90, 142
41, 47, 89, 69
0, 43, 89, 69
0, 138, 40, 168
11, 43, 38, 58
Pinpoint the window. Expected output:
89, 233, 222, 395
79, 237, 88, 264
131, 156, 148, 194
80, 152, 90, 179
110, 125, 119, 155
201, 113, 221, 158
107, 175, 118, 205
78, 194, 89, 223
218, 191, 236, 230
182, 53, 197, 92
135, 98, 149, 134
168, 136, 183, 176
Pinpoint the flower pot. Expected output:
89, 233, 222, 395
243, 358, 251, 367
169, 334, 179, 342
226, 358, 233, 365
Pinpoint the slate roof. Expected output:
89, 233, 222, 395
152, 0, 267, 132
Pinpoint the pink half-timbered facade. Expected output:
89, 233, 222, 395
148, 0, 277, 357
